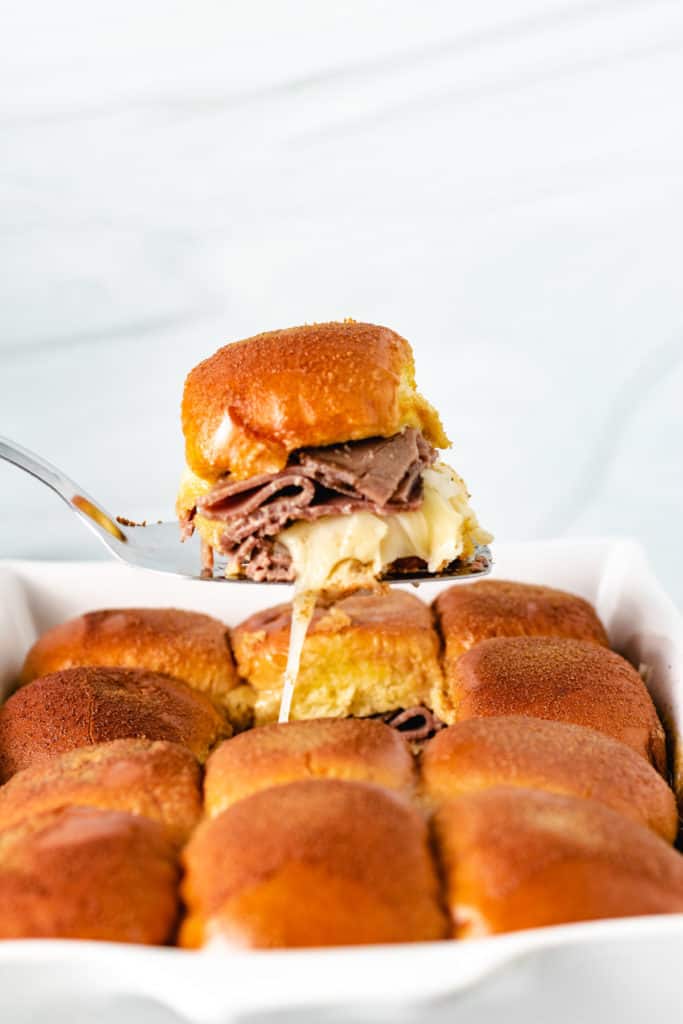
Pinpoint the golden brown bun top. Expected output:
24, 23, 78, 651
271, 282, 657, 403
0, 738, 202, 846
434, 786, 683, 936
435, 579, 608, 660
204, 718, 415, 816
181, 321, 449, 481
0, 666, 229, 780
421, 716, 677, 842
21, 607, 239, 705
234, 589, 434, 647
0, 805, 179, 943
451, 636, 666, 773
181, 778, 447, 948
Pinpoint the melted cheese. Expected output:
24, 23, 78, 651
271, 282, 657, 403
277, 591, 316, 723
278, 464, 490, 596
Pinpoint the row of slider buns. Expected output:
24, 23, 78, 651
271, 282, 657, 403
0, 581, 679, 944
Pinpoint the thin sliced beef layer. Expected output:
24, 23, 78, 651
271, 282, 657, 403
297, 429, 435, 506
227, 535, 294, 582
380, 706, 446, 742
192, 428, 436, 580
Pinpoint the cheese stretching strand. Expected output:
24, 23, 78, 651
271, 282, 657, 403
278, 592, 316, 723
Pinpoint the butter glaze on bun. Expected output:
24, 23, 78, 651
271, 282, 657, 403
443, 636, 666, 772
0, 739, 202, 846
434, 787, 683, 937
181, 779, 448, 948
20, 607, 239, 707
0, 666, 229, 780
0, 806, 179, 943
421, 717, 677, 841
434, 580, 608, 663
204, 718, 415, 817
180, 321, 449, 484
230, 590, 443, 725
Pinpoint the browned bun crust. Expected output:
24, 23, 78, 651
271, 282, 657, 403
230, 590, 443, 725
205, 719, 415, 817
181, 321, 449, 481
181, 779, 448, 948
0, 666, 229, 780
434, 579, 608, 664
444, 636, 666, 772
20, 607, 239, 707
0, 739, 202, 846
0, 806, 178, 943
421, 717, 677, 841
434, 787, 683, 937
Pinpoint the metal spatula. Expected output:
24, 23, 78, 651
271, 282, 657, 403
0, 436, 491, 584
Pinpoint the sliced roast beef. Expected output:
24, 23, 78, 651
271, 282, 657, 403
196, 471, 316, 519
190, 428, 435, 580
381, 706, 446, 742
226, 535, 295, 582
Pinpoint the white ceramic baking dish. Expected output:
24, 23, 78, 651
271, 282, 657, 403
0, 537, 681, 1024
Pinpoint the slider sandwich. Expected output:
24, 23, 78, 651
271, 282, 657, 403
177, 321, 490, 590
0, 806, 179, 943
434, 787, 683, 937
177, 320, 490, 721
0, 666, 228, 780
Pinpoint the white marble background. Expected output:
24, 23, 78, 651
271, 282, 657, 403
1, 0, 683, 603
